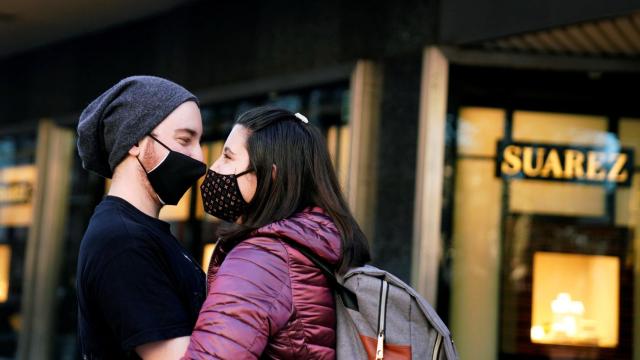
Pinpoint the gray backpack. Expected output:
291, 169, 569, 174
287, 241, 459, 360
334, 266, 458, 360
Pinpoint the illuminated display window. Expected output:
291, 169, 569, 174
450, 107, 638, 360
531, 252, 619, 348
0, 244, 10, 303
202, 243, 216, 272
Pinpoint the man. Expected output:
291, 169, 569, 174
76, 76, 207, 359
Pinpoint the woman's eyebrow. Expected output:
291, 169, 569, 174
224, 146, 236, 155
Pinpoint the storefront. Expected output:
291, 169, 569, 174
447, 105, 638, 359
414, 13, 640, 359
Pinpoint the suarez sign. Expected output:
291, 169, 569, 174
496, 141, 634, 187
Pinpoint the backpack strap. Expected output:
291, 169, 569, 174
278, 237, 359, 312
376, 279, 390, 360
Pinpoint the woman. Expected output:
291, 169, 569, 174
182, 106, 371, 359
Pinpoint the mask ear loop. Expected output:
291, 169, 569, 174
232, 167, 254, 210
137, 134, 171, 173
136, 156, 150, 173
235, 168, 254, 177
148, 134, 173, 151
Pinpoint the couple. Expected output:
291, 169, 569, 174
76, 76, 371, 359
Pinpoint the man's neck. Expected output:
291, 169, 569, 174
108, 167, 162, 218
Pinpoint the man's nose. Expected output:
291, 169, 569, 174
193, 146, 204, 163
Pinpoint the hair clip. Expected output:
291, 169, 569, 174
294, 113, 309, 124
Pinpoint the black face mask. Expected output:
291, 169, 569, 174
200, 168, 253, 222
138, 135, 207, 205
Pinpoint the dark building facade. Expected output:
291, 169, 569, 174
1, 1, 640, 359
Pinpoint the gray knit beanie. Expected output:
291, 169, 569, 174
77, 75, 198, 178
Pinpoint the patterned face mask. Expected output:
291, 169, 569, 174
200, 168, 253, 222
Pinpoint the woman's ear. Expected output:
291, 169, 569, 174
271, 164, 277, 181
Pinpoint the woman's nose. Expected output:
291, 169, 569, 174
210, 157, 221, 172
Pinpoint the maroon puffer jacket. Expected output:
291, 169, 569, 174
183, 207, 341, 359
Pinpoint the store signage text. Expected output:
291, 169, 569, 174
496, 141, 634, 187
0, 181, 33, 206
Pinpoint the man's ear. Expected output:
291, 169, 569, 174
128, 143, 141, 157
271, 164, 277, 181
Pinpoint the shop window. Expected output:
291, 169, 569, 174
0, 132, 36, 357
457, 107, 505, 157
450, 108, 637, 360
500, 216, 631, 359
0, 245, 10, 303
202, 243, 216, 272
0, 165, 36, 227
530, 252, 619, 348
509, 111, 609, 217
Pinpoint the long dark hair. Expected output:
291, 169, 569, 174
217, 106, 370, 273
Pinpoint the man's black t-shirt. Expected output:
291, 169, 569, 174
77, 196, 206, 359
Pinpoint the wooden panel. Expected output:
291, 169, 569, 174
413, 47, 448, 307
522, 34, 548, 52
536, 32, 565, 53
506, 36, 530, 51
347, 60, 382, 241
599, 20, 635, 55
476, 14, 640, 57
581, 23, 618, 54
18, 120, 74, 360
613, 18, 640, 52
566, 26, 601, 54
550, 29, 584, 54
451, 159, 502, 360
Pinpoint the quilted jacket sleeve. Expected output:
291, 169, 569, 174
182, 238, 293, 360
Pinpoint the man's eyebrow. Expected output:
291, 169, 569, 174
174, 128, 197, 136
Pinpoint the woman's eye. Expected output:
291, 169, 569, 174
223, 154, 231, 160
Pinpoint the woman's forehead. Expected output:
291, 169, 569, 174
225, 125, 249, 153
